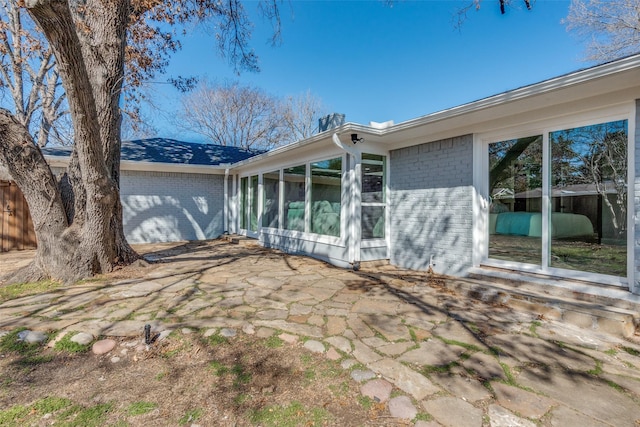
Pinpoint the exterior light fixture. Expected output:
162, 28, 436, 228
351, 133, 364, 144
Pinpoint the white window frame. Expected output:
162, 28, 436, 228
474, 104, 634, 289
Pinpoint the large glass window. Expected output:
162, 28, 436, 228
311, 157, 342, 237
488, 135, 543, 265
550, 120, 627, 276
250, 175, 259, 232
487, 119, 628, 278
362, 154, 386, 239
262, 171, 279, 228
240, 176, 248, 230
283, 165, 306, 232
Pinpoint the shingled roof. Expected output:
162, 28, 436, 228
42, 138, 263, 166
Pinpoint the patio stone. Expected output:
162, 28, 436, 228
398, 340, 466, 367
360, 378, 393, 403
325, 336, 352, 354
388, 395, 417, 420
491, 382, 555, 419
422, 397, 483, 427
378, 341, 414, 356
431, 373, 491, 403
352, 299, 399, 315
326, 316, 346, 335
352, 340, 383, 364
253, 319, 323, 338
369, 358, 440, 400
347, 316, 375, 338
488, 404, 536, 427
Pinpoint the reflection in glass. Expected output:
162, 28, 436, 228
362, 154, 386, 239
263, 171, 279, 228
311, 158, 342, 237
550, 120, 627, 276
240, 176, 248, 230
250, 175, 259, 232
283, 165, 306, 231
488, 135, 543, 265
362, 205, 385, 239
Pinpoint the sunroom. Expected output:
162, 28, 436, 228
226, 129, 390, 269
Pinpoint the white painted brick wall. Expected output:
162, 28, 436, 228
120, 171, 224, 243
389, 135, 474, 276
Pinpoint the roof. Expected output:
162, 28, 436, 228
42, 138, 263, 166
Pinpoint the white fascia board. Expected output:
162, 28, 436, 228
120, 160, 228, 175
44, 155, 228, 175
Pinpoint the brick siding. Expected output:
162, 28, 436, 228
389, 135, 474, 276
120, 171, 224, 243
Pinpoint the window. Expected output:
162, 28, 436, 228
488, 136, 543, 265
362, 154, 386, 239
283, 165, 306, 232
262, 171, 279, 228
240, 176, 248, 230
310, 158, 342, 237
549, 120, 627, 276
486, 119, 628, 278
250, 175, 259, 232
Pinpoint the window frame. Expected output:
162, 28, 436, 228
475, 106, 634, 287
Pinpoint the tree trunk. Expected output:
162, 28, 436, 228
0, 0, 138, 284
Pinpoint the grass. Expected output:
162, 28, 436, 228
205, 333, 228, 346
414, 412, 433, 422
500, 362, 517, 386
421, 361, 460, 375
250, 401, 332, 427
587, 360, 604, 376
436, 336, 481, 353
179, 408, 203, 425
357, 395, 374, 410
0, 279, 62, 303
622, 346, 640, 357
54, 332, 91, 353
0, 328, 52, 365
529, 320, 542, 336
0, 398, 112, 427
209, 360, 230, 376
126, 401, 158, 416
265, 335, 283, 348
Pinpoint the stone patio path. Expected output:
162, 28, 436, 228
2, 239, 640, 426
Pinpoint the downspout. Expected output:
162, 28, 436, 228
223, 168, 229, 234
332, 133, 362, 270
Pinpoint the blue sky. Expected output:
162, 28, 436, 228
147, 0, 591, 141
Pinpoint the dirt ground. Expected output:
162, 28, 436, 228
0, 330, 401, 426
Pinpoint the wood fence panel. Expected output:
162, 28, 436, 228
0, 181, 37, 252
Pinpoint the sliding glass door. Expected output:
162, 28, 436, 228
487, 119, 628, 279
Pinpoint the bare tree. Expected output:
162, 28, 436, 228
0, 0, 69, 146
281, 90, 327, 143
0, 0, 281, 284
178, 82, 325, 150
564, 0, 640, 62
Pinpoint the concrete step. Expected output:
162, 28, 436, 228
465, 267, 640, 339
221, 234, 259, 246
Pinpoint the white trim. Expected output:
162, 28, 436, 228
45, 155, 229, 175
628, 101, 637, 293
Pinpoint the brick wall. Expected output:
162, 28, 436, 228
120, 171, 225, 243
389, 135, 474, 276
